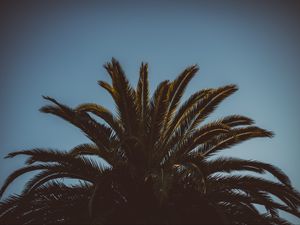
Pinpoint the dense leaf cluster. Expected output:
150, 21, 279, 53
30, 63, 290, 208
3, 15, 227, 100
1, 59, 299, 224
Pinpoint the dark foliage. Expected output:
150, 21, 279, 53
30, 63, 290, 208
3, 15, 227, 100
1, 59, 299, 224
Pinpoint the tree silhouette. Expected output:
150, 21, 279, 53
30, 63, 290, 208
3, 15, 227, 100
0, 59, 299, 224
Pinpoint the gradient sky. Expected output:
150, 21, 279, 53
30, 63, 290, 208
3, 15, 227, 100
1, 0, 300, 223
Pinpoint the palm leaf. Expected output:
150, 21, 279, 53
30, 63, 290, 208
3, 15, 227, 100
161, 122, 230, 166
75, 103, 123, 137
161, 65, 199, 136
40, 96, 113, 152
0, 164, 52, 197
22, 171, 94, 194
207, 175, 300, 210
203, 157, 291, 186
97, 80, 118, 100
196, 126, 274, 158
218, 115, 254, 127
69, 143, 114, 165
103, 58, 139, 135
161, 88, 212, 147
149, 80, 170, 152
136, 62, 150, 135
189, 84, 238, 131
160, 85, 237, 161
0, 181, 92, 224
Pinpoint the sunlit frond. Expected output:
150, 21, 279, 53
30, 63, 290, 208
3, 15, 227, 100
40, 96, 113, 152
136, 62, 150, 135
149, 80, 170, 152
75, 103, 123, 136
195, 126, 274, 158
161, 65, 199, 136
103, 58, 139, 135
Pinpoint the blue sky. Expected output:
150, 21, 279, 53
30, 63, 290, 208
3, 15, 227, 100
1, 1, 300, 223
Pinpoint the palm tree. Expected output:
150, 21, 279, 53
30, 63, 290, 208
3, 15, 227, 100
0, 58, 299, 224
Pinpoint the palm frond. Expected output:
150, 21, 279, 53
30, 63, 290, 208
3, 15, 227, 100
176, 122, 230, 157
161, 65, 199, 136
0, 181, 92, 225
103, 58, 139, 135
22, 171, 94, 194
197, 126, 274, 158
161, 122, 230, 166
215, 201, 269, 224
40, 96, 113, 152
149, 80, 170, 152
6, 148, 108, 170
209, 189, 300, 218
251, 190, 299, 218
0, 159, 101, 198
75, 103, 123, 137
136, 62, 150, 135
97, 80, 118, 99
2, 149, 108, 196
189, 84, 238, 131
69, 143, 113, 165
218, 115, 254, 127
21, 156, 108, 194
0, 164, 52, 197
203, 157, 291, 186
207, 175, 300, 210
160, 85, 237, 161
6, 148, 71, 165
161, 88, 212, 147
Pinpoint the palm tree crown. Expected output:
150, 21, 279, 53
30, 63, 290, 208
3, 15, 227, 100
0, 58, 299, 224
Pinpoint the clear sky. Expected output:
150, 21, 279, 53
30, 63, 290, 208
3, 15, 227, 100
1, 0, 300, 223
